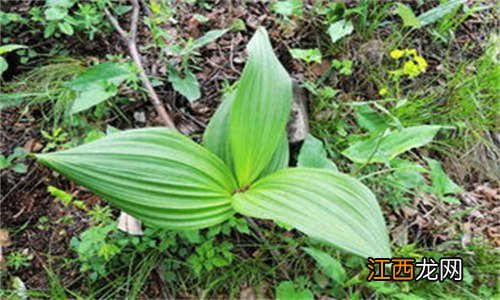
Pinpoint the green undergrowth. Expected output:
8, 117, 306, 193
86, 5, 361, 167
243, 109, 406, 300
1, 0, 498, 299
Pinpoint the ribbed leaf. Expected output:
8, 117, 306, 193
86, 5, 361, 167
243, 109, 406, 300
232, 168, 391, 258
203, 91, 289, 178
37, 128, 237, 230
203, 92, 236, 171
229, 27, 293, 186
342, 125, 441, 164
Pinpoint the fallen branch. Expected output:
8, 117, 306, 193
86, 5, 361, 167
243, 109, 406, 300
104, 0, 176, 129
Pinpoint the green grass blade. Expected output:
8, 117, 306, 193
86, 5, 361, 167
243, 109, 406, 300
37, 128, 237, 230
232, 168, 391, 258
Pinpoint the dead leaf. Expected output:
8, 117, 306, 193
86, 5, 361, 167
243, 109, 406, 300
118, 212, 143, 235
240, 286, 256, 300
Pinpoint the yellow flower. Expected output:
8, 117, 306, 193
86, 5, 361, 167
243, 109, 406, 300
405, 49, 418, 57
414, 55, 428, 72
378, 88, 388, 96
390, 49, 405, 59
403, 61, 420, 78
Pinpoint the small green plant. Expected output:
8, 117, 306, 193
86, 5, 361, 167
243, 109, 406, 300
7, 250, 33, 270
187, 240, 235, 276
167, 29, 228, 102
0, 44, 27, 77
37, 28, 391, 259
275, 280, 313, 300
48, 185, 87, 210
331, 59, 353, 75
290, 48, 322, 64
0, 147, 28, 173
70, 208, 178, 281
29, 0, 119, 40
41, 128, 72, 152
272, 0, 303, 19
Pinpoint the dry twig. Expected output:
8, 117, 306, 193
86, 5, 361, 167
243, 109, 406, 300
104, 0, 176, 129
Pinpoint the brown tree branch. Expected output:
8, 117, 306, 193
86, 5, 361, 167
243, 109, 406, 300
104, 2, 176, 130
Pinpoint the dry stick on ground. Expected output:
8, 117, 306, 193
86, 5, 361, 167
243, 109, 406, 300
104, 0, 176, 129
104, 0, 176, 236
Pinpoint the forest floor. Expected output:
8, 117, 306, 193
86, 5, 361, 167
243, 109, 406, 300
1, 1, 499, 299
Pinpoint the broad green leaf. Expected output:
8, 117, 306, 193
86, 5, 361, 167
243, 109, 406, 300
168, 68, 201, 102
342, 125, 441, 164
47, 0, 73, 8
65, 62, 130, 113
297, 134, 337, 171
37, 128, 238, 230
71, 83, 119, 113
44, 6, 68, 20
276, 281, 313, 300
65, 62, 129, 91
426, 158, 463, 199
327, 20, 354, 43
203, 91, 289, 177
391, 159, 426, 189
290, 48, 322, 64
394, 3, 422, 28
229, 27, 293, 186
203, 92, 235, 170
303, 247, 347, 284
418, 0, 466, 26
0, 156, 8, 169
272, 0, 303, 17
180, 29, 228, 56
0, 44, 27, 55
12, 163, 27, 174
0, 44, 28, 76
232, 168, 391, 258
355, 104, 389, 134
260, 134, 289, 177
58, 21, 74, 35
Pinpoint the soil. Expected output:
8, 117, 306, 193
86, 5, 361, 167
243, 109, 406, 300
1, 0, 498, 297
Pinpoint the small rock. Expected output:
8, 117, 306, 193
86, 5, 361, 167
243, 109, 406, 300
287, 84, 309, 143
133, 111, 146, 123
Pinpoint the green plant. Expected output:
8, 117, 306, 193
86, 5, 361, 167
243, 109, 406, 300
70, 209, 178, 281
48, 185, 87, 209
167, 29, 228, 102
36, 28, 390, 259
63, 61, 134, 113
331, 59, 353, 75
30, 0, 116, 40
276, 280, 313, 300
0, 147, 28, 173
187, 240, 235, 276
41, 128, 72, 152
0, 44, 27, 77
7, 250, 33, 270
327, 19, 353, 43
290, 48, 322, 64
272, 0, 303, 19
0, 58, 86, 125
